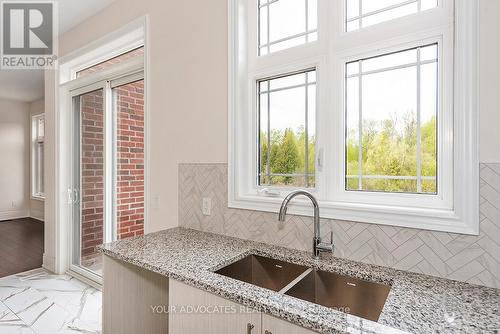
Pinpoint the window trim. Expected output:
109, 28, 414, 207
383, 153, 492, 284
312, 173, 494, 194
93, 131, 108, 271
228, 0, 479, 235
31, 114, 45, 201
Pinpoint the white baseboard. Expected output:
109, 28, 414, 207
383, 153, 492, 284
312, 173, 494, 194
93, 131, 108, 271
30, 209, 45, 222
0, 210, 30, 222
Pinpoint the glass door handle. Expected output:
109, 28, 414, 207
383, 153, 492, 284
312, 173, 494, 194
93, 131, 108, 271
73, 189, 79, 204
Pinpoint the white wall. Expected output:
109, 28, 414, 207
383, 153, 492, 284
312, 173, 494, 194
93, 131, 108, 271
54, 0, 228, 234
29, 99, 45, 221
0, 98, 30, 220
480, 0, 500, 163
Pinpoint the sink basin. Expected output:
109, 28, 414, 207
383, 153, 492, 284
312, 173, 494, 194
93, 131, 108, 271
215, 255, 391, 322
215, 255, 309, 292
285, 270, 391, 321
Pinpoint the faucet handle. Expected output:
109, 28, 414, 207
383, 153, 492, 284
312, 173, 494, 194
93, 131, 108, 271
316, 232, 335, 255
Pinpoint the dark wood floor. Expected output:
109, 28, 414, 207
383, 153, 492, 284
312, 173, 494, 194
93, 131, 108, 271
0, 217, 44, 278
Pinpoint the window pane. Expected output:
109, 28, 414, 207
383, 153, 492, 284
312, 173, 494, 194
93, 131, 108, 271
421, 0, 438, 10
346, 0, 437, 32
76, 46, 144, 78
38, 143, 44, 194
362, 2, 418, 27
420, 44, 438, 61
420, 62, 437, 193
308, 0, 318, 31
113, 79, 145, 240
269, 0, 305, 42
362, 0, 414, 14
346, 76, 360, 189
32, 115, 45, 198
258, 70, 316, 187
345, 45, 438, 194
78, 89, 105, 274
346, 0, 360, 20
259, 91, 269, 182
37, 117, 45, 139
259, 5, 268, 48
362, 48, 416, 73
259, 0, 317, 55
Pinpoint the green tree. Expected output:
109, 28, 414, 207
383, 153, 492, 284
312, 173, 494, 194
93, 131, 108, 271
274, 129, 300, 185
345, 112, 437, 193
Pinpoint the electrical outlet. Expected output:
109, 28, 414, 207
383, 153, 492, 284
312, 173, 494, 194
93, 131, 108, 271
11, 201, 16, 208
202, 197, 212, 216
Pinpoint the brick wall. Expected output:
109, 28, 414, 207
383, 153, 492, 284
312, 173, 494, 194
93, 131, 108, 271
81, 90, 105, 267
77, 47, 144, 78
115, 80, 145, 239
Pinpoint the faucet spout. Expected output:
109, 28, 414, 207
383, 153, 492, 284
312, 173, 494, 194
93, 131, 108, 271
278, 190, 333, 259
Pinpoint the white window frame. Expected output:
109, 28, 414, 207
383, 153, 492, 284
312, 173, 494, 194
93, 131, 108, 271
31, 114, 45, 200
228, 0, 479, 235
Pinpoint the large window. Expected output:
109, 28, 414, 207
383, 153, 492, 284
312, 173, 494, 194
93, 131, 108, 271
229, 0, 479, 234
31, 114, 45, 199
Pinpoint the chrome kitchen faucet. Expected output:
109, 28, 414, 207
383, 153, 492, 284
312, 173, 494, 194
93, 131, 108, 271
278, 190, 334, 259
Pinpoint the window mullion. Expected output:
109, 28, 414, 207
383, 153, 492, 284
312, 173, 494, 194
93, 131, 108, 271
305, 72, 309, 187
357, 60, 363, 191
104, 82, 114, 243
267, 85, 271, 184
416, 47, 422, 193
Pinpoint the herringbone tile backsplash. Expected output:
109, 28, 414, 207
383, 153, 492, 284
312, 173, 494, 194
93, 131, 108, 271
179, 163, 500, 288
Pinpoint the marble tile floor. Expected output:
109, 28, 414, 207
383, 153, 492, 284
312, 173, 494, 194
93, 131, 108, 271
0, 268, 101, 334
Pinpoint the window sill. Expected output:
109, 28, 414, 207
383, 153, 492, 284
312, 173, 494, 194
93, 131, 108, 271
228, 193, 479, 236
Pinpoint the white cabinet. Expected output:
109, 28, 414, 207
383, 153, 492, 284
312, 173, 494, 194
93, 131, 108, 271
169, 278, 261, 334
262, 314, 317, 334
169, 279, 318, 334
102, 255, 169, 334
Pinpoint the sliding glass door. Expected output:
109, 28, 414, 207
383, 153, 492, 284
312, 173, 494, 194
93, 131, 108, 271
70, 73, 144, 279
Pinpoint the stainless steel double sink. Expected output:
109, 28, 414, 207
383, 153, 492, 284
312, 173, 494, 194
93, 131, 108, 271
215, 254, 391, 322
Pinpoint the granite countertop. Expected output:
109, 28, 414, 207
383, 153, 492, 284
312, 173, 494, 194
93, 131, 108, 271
99, 227, 500, 334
